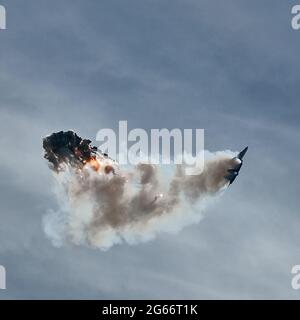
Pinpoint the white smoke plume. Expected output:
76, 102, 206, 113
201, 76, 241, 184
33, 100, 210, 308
43, 150, 236, 250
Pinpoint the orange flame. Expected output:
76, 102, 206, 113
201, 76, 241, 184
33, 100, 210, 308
86, 157, 101, 172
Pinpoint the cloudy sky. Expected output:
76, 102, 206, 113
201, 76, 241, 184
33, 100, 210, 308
0, 0, 300, 299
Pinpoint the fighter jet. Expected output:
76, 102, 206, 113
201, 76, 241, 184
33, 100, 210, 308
225, 147, 248, 185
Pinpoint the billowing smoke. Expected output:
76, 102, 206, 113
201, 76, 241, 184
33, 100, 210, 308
43, 131, 239, 250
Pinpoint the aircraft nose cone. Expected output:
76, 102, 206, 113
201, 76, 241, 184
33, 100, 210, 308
238, 147, 248, 160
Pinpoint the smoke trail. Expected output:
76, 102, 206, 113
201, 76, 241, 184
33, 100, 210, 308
43, 150, 237, 250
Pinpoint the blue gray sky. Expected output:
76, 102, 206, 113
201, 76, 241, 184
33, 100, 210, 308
0, 0, 300, 299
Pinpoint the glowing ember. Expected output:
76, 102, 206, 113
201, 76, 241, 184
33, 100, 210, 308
104, 165, 114, 175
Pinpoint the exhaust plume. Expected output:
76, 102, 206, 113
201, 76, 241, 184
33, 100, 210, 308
43, 131, 239, 250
